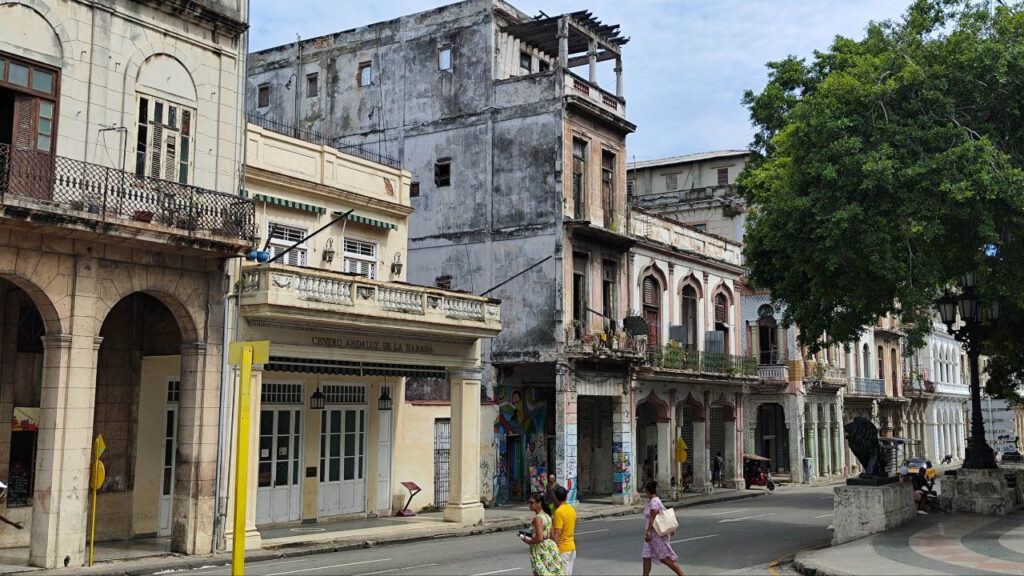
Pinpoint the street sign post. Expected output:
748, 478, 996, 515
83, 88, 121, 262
227, 341, 269, 576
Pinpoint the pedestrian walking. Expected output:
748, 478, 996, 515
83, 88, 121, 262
544, 474, 559, 510
712, 452, 723, 487
521, 492, 565, 576
0, 481, 24, 530
550, 485, 576, 575
642, 480, 685, 576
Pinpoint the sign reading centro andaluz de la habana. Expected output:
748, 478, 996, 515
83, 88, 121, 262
311, 336, 434, 355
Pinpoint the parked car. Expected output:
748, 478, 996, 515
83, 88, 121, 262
903, 457, 927, 476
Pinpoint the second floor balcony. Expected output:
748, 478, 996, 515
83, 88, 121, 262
564, 327, 645, 360
238, 264, 501, 338
849, 377, 885, 397
645, 344, 758, 379
804, 361, 848, 390
0, 143, 254, 254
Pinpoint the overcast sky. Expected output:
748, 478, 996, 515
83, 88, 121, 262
249, 0, 913, 162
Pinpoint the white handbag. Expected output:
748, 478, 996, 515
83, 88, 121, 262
653, 506, 678, 536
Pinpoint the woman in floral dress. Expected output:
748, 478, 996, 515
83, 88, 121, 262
521, 492, 565, 576
642, 480, 685, 576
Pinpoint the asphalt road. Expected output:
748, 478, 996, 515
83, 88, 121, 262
170, 485, 836, 576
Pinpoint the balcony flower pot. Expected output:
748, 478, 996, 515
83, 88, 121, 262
133, 210, 154, 223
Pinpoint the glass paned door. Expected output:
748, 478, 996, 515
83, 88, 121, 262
318, 407, 366, 516
255, 408, 302, 525
157, 388, 178, 537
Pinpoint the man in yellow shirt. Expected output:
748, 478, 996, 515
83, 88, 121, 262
551, 485, 576, 575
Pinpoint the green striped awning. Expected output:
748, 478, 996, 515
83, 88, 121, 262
246, 191, 326, 214
336, 211, 398, 230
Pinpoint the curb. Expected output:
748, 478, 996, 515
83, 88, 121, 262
32, 490, 767, 576
792, 553, 850, 576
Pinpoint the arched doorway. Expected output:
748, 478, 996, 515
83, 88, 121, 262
756, 403, 789, 473
642, 275, 662, 347
636, 394, 669, 488
0, 276, 60, 545
93, 292, 185, 541
757, 305, 778, 364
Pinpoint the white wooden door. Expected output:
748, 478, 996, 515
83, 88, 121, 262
319, 407, 366, 516
158, 379, 180, 537
375, 402, 393, 513
255, 407, 302, 525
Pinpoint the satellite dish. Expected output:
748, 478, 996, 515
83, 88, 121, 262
623, 316, 648, 337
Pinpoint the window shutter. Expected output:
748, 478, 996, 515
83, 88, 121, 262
13, 95, 34, 149
715, 294, 728, 323
643, 277, 657, 306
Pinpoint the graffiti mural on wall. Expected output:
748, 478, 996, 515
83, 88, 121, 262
493, 385, 549, 505
612, 432, 632, 496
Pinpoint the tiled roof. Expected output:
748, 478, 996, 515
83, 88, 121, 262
628, 150, 749, 171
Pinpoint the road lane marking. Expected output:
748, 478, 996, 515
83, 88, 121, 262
356, 564, 440, 575
598, 515, 639, 522
576, 529, 610, 535
709, 508, 749, 516
472, 569, 521, 576
814, 513, 833, 518
718, 512, 776, 523
270, 558, 392, 575
671, 534, 719, 544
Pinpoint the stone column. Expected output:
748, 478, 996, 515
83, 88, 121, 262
656, 420, 672, 490
805, 405, 818, 481
954, 414, 965, 459
588, 39, 597, 83
554, 367, 578, 503
614, 56, 623, 97
611, 394, 632, 505
557, 18, 569, 68
445, 368, 484, 524
30, 334, 96, 568
691, 408, 709, 491
924, 405, 939, 464
723, 408, 737, 488
832, 416, 843, 475
173, 341, 222, 554
224, 366, 262, 550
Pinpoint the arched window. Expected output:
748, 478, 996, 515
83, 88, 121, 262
757, 305, 778, 364
862, 343, 870, 379
877, 345, 884, 382
714, 292, 730, 354
643, 276, 661, 347
680, 284, 698, 350
891, 348, 899, 395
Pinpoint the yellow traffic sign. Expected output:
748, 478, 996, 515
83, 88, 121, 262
94, 434, 106, 458
91, 460, 105, 491
229, 340, 269, 365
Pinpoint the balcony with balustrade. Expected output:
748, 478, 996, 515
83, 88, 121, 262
238, 263, 501, 339
803, 361, 848, 392
848, 377, 886, 397
0, 142, 254, 256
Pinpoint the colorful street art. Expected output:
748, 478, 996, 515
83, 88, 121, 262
493, 386, 550, 505
612, 437, 632, 496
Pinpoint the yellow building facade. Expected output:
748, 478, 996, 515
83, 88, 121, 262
224, 124, 501, 547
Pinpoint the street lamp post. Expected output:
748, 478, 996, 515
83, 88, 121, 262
938, 273, 999, 470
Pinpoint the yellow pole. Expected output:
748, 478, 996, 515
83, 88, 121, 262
89, 474, 97, 566
232, 344, 253, 576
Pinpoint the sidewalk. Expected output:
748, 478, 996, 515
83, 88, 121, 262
794, 509, 1024, 575
10, 488, 767, 576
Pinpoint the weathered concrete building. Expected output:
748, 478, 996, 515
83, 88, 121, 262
630, 152, 850, 483
627, 208, 757, 493
223, 123, 500, 547
0, 0, 252, 567
248, 0, 637, 504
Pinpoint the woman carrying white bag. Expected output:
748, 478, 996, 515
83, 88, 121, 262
641, 480, 685, 576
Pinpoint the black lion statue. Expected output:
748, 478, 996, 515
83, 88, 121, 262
844, 417, 887, 479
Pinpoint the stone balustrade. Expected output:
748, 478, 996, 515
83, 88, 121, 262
238, 264, 501, 330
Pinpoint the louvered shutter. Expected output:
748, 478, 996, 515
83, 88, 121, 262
715, 294, 728, 323
13, 95, 34, 149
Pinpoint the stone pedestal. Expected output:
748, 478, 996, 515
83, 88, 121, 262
944, 468, 1013, 515
832, 483, 915, 546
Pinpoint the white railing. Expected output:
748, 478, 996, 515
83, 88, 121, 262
934, 381, 970, 397
850, 377, 885, 396
377, 286, 424, 314
238, 264, 501, 330
758, 364, 789, 382
564, 70, 625, 117
296, 275, 353, 305
445, 298, 484, 321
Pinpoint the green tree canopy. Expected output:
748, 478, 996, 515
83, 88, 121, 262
740, 0, 1024, 401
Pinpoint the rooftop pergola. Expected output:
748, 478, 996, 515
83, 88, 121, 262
503, 10, 629, 97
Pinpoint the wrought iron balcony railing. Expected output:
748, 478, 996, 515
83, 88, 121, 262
0, 143, 254, 241
564, 327, 646, 358
645, 345, 758, 378
850, 377, 885, 396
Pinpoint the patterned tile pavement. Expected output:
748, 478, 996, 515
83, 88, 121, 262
795, 511, 1024, 575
